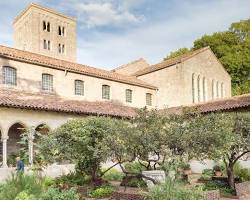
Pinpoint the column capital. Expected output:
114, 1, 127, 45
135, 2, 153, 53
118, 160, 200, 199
1, 136, 9, 141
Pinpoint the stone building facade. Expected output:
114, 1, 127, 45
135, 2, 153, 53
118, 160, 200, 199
0, 3, 233, 168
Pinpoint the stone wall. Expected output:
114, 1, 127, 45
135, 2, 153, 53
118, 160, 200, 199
236, 181, 250, 196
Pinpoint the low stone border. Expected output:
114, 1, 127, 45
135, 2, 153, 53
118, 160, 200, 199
110, 191, 149, 200
235, 181, 250, 196
203, 190, 220, 200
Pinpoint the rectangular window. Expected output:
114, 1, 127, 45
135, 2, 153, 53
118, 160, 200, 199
3, 66, 17, 86
42, 74, 53, 92
75, 80, 84, 96
102, 85, 110, 100
146, 93, 152, 106
125, 89, 132, 103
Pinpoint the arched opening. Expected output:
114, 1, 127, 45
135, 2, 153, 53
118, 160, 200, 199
192, 73, 195, 103
35, 124, 50, 135
7, 123, 26, 166
197, 75, 201, 102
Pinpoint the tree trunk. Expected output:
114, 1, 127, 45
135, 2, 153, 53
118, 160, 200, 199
227, 162, 235, 189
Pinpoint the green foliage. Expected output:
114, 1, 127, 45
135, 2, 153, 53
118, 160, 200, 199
233, 162, 250, 182
14, 191, 35, 200
124, 162, 147, 173
193, 19, 250, 95
126, 178, 147, 188
164, 48, 190, 60
213, 165, 222, 172
38, 116, 128, 182
202, 181, 236, 196
200, 169, 214, 181
149, 178, 204, 200
54, 172, 90, 186
39, 187, 81, 200
88, 186, 114, 198
102, 168, 124, 181
0, 173, 48, 200
180, 163, 191, 170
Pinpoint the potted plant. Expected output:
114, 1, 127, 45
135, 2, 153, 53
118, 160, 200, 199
182, 163, 192, 175
213, 165, 222, 177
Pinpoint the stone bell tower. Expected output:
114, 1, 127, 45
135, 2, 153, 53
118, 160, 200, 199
13, 3, 77, 62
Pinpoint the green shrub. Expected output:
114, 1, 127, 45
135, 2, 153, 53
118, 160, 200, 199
180, 163, 191, 170
40, 187, 81, 200
54, 172, 90, 186
200, 169, 214, 181
202, 181, 235, 196
88, 186, 114, 198
14, 191, 35, 200
126, 178, 147, 188
149, 178, 203, 200
103, 168, 124, 181
213, 165, 221, 172
233, 162, 250, 182
124, 162, 146, 173
0, 173, 48, 200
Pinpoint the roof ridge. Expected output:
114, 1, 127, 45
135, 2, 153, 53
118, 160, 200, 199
0, 45, 157, 90
112, 58, 148, 72
133, 47, 210, 76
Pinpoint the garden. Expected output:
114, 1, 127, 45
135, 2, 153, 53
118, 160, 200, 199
0, 108, 249, 200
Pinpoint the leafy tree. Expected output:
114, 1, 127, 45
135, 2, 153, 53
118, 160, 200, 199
164, 48, 190, 60
38, 116, 127, 184
185, 112, 250, 189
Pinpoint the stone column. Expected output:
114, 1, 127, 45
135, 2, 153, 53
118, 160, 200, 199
1, 136, 8, 168
28, 130, 35, 167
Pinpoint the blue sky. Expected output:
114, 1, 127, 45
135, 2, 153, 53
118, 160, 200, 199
0, 0, 249, 69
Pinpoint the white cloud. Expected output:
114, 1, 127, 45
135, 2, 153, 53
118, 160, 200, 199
76, 0, 250, 68
71, 1, 142, 28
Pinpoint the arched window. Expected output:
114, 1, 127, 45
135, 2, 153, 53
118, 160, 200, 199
197, 75, 201, 102
2, 66, 17, 86
43, 40, 47, 49
42, 74, 53, 92
75, 80, 84, 96
192, 73, 195, 103
212, 80, 215, 99
43, 21, 46, 30
146, 93, 152, 106
202, 77, 207, 102
216, 81, 219, 98
221, 83, 224, 98
58, 26, 62, 36
102, 85, 110, 100
62, 44, 65, 54
48, 40, 51, 50
47, 22, 50, 32
125, 89, 132, 103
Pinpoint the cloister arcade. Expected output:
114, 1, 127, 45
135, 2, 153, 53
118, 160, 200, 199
0, 107, 81, 168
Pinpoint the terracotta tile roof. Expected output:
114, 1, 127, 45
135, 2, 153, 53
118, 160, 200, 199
133, 47, 210, 76
0, 89, 137, 118
0, 45, 157, 90
164, 94, 250, 115
111, 58, 149, 73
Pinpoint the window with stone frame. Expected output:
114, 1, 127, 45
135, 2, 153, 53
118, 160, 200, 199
75, 80, 84, 96
43, 21, 46, 30
2, 66, 17, 86
42, 73, 53, 92
146, 93, 152, 106
102, 85, 110, 100
125, 89, 132, 103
